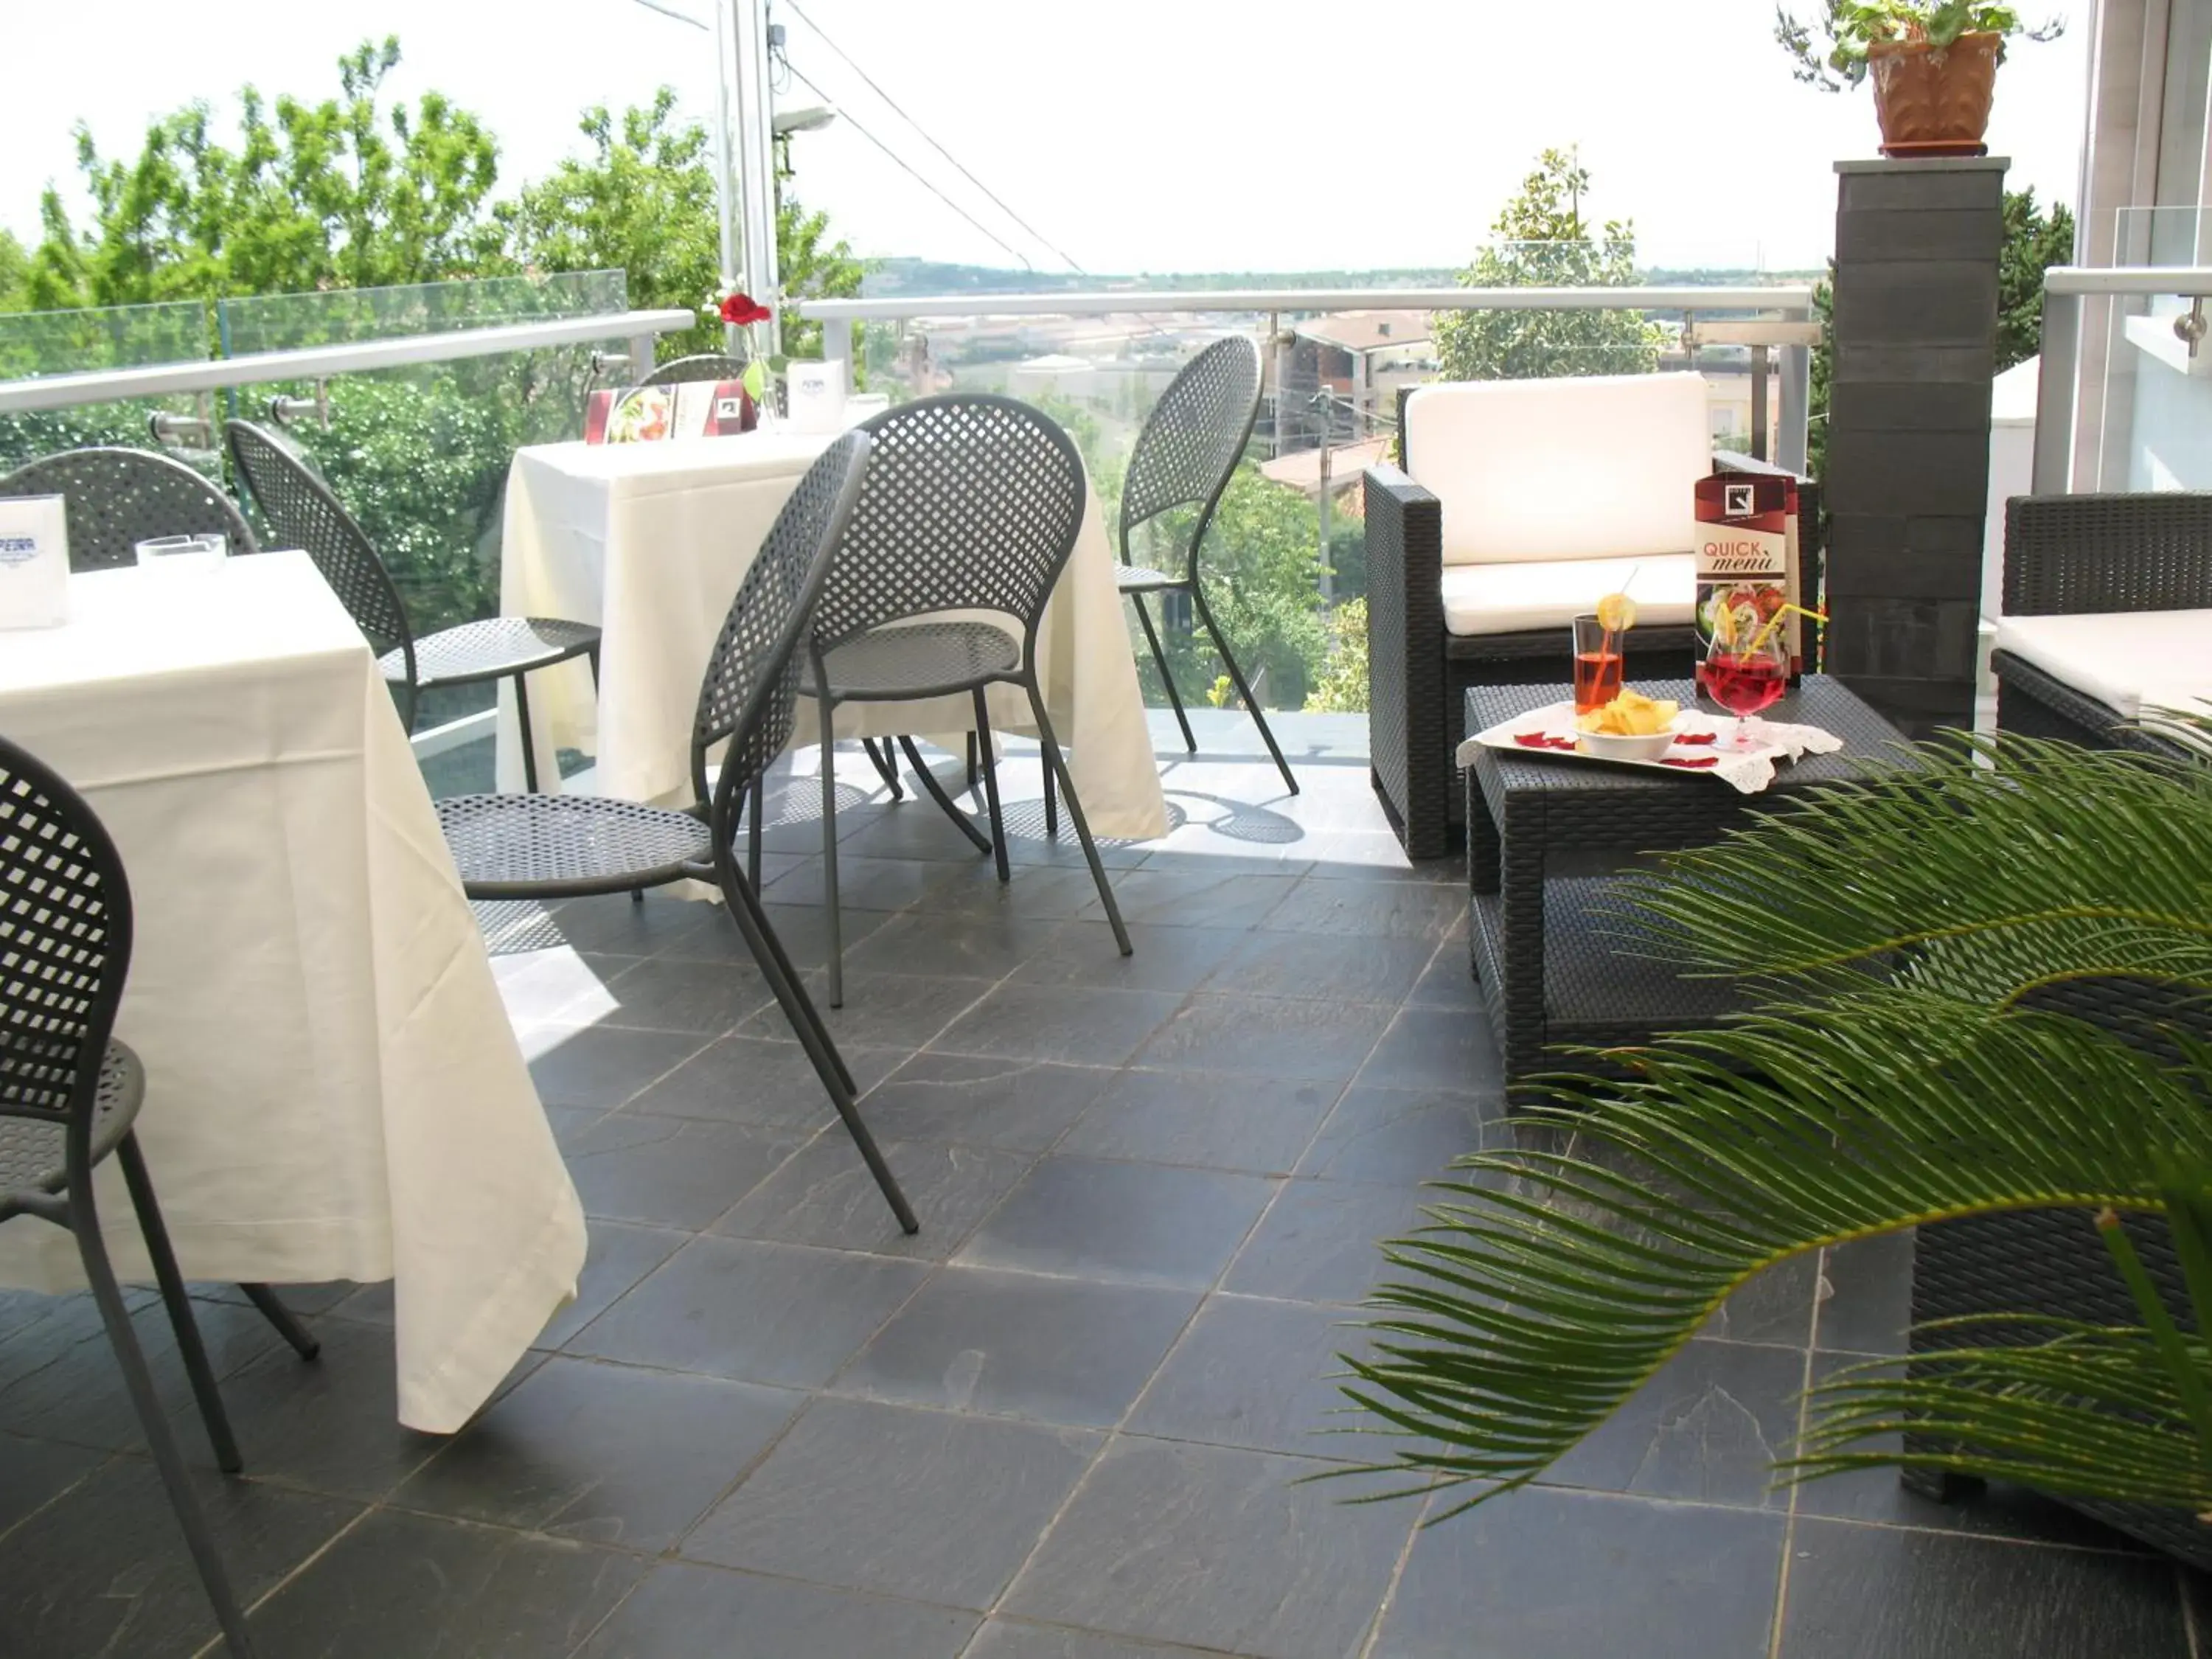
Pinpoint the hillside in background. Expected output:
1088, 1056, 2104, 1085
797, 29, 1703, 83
861, 257, 1824, 297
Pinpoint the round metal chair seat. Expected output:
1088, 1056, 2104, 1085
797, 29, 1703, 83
0, 1042, 142, 1206
437, 793, 711, 899
1113, 563, 1184, 594
380, 616, 600, 689
805, 620, 1023, 700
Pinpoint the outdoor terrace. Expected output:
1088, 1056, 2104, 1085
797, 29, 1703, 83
0, 720, 2198, 1659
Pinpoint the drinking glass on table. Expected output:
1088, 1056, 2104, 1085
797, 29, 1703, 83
1699, 626, 1789, 750
1571, 613, 1624, 715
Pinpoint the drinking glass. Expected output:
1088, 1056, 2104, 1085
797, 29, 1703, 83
1699, 626, 1789, 750
134, 533, 228, 568
1570, 613, 1624, 715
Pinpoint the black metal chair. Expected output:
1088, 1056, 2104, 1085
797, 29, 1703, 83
225, 421, 600, 793
793, 394, 1133, 1006
434, 430, 916, 1233
0, 446, 260, 572
641, 353, 749, 389
0, 737, 317, 1658
1116, 335, 1297, 796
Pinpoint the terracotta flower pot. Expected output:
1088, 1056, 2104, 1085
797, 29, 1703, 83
1867, 30, 2003, 156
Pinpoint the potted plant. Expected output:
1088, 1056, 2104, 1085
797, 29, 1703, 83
1338, 721, 2212, 1563
1776, 1, 2065, 156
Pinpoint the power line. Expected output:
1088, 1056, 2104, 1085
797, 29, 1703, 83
783, 61, 1034, 271
782, 0, 1086, 274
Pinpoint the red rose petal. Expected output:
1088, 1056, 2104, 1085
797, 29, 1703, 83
1673, 731, 1717, 746
1660, 756, 1720, 770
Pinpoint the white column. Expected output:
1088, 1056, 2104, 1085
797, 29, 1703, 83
731, 0, 782, 357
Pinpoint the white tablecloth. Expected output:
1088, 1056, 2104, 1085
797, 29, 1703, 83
0, 554, 585, 1433
498, 431, 1169, 839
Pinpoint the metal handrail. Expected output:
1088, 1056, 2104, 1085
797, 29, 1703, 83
0, 307, 700, 415
787, 285, 1817, 321
2042, 265, 2212, 296
2031, 267, 2212, 493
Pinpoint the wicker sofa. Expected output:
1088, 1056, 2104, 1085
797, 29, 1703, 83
1989, 491, 2212, 759
1365, 373, 1819, 858
1904, 493, 2212, 1562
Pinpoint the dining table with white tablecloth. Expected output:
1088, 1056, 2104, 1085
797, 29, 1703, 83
0, 552, 585, 1433
496, 428, 1170, 840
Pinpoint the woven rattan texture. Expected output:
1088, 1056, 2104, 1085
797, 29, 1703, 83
1993, 651, 2198, 762
1364, 466, 1446, 856
226, 422, 414, 653
0, 738, 136, 1219
694, 428, 876, 799
0, 448, 260, 572
0, 1044, 139, 1202
1120, 335, 1262, 541
2003, 492, 2212, 616
641, 354, 748, 389
380, 616, 599, 689
436, 794, 711, 898
807, 621, 1021, 700
1911, 1208, 2211, 1565
812, 395, 1084, 650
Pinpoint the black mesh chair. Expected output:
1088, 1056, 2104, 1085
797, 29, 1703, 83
641, 353, 748, 389
435, 431, 916, 1233
0, 446, 260, 571
0, 737, 318, 1658
1116, 335, 1297, 795
796, 394, 1133, 1006
226, 421, 600, 792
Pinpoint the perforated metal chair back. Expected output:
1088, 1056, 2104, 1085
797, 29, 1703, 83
0, 736, 133, 1181
642, 353, 749, 389
0, 447, 260, 573
225, 421, 417, 672
812, 394, 1086, 652
1119, 335, 1262, 566
691, 428, 874, 815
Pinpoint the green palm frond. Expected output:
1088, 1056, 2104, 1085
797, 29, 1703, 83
1343, 994, 2212, 1509
1615, 728, 2212, 1004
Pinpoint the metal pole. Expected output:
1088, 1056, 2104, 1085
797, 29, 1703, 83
1778, 342, 1810, 476
710, 1, 743, 353
732, 0, 781, 358
1749, 343, 1770, 463
1316, 396, 1334, 605
2032, 289, 2081, 494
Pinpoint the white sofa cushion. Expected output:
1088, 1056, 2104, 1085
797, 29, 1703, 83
1996, 610, 2212, 720
1404, 373, 1714, 568
1441, 553, 1696, 639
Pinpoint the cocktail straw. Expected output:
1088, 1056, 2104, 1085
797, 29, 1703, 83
1599, 566, 1642, 666
1747, 602, 1828, 656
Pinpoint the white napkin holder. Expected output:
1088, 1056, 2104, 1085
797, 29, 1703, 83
786, 361, 847, 434
0, 495, 70, 629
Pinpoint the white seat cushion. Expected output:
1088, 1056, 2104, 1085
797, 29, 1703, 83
1404, 373, 1713, 568
1996, 610, 2212, 720
1441, 554, 1696, 639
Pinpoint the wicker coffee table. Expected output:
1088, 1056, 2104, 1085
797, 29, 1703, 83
1465, 675, 1910, 1095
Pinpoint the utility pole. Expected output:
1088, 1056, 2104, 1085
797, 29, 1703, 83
723, 0, 782, 357
1313, 391, 1334, 605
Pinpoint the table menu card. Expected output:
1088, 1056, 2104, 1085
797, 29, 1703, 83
0, 495, 69, 629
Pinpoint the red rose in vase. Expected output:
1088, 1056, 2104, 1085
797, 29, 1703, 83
718, 292, 773, 327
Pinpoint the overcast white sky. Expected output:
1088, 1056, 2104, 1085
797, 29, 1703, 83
4, 0, 2092, 278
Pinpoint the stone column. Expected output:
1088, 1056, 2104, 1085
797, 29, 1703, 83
1824, 156, 2008, 739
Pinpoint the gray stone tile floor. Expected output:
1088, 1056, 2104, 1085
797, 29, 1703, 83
0, 719, 2202, 1656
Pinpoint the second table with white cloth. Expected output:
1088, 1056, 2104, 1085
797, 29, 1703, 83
498, 431, 1170, 840
0, 554, 586, 1433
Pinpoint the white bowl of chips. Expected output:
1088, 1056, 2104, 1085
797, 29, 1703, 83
1576, 688, 1680, 762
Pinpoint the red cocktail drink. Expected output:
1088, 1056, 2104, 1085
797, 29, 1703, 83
1573, 650, 1625, 715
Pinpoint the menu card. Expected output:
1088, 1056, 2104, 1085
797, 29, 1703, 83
585, 381, 758, 445
1694, 473, 1806, 680
0, 495, 69, 629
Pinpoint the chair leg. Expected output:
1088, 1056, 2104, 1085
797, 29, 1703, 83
76, 1161, 260, 1658
1132, 591, 1196, 754
1194, 585, 1298, 796
116, 1134, 240, 1473
861, 737, 905, 801
748, 773, 765, 893
512, 672, 542, 795
720, 864, 917, 1233
965, 733, 979, 796
971, 689, 1010, 883
1023, 678, 1130, 955
897, 735, 992, 855
818, 711, 846, 1010
237, 1284, 320, 1362
588, 647, 639, 900
1042, 748, 1058, 838
731, 849, 857, 1096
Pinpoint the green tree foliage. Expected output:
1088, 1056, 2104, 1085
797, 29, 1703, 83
25, 38, 506, 309
1304, 597, 1369, 713
1433, 147, 1662, 382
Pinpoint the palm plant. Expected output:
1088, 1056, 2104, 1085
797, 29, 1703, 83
1341, 724, 2212, 1530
